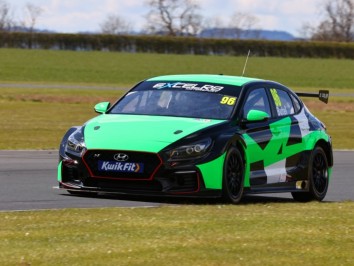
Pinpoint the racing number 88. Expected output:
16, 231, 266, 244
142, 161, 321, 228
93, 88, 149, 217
220, 96, 236, 105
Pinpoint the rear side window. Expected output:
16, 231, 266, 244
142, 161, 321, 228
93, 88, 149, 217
290, 93, 302, 113
270, 88, 295, 116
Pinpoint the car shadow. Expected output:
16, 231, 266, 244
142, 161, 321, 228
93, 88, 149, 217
62, 191, 297, 205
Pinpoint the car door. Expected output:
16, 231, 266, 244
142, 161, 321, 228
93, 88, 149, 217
241, 86, 276, 187
242, 85, 303, 188
266, 86, 308, 183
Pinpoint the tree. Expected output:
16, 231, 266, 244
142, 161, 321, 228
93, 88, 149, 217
201, 17, 227, 38
228, 12, 260, 39
100, 14, 132, 34
0, 0, 12, 31
23, 3, 43, 33
22, 3, 43, 48
145, 0, 203, 36
200, 13, 260, 39
303, 0, 354, 42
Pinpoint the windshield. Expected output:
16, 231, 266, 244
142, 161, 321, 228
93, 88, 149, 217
109, 81, 241, 120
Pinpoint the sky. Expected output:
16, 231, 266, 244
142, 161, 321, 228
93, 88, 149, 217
9, 0, 323, 37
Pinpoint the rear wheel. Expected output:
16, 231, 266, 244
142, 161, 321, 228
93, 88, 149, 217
292, 146, 329, 202
222, 146, 245, 204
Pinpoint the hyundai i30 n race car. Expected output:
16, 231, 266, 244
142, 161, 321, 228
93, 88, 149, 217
58, 74, 332, 203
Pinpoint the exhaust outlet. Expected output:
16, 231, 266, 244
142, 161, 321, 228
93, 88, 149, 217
296, 181, 308, 190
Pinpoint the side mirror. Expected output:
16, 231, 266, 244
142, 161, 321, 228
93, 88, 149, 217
246, 110, 269, 122
94, 102, 110, 114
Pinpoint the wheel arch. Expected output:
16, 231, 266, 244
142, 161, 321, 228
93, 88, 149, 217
223, 134, 249, 187
222, 145, 245, 203
315, 139, 333, 167
223, 137, 247, 167
224, 134, 246, 157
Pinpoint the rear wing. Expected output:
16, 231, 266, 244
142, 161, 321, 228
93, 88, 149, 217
296, 90, 329, 104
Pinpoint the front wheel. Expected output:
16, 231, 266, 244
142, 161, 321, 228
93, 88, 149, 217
222, 146, 245, 204
292, 146, 329, 202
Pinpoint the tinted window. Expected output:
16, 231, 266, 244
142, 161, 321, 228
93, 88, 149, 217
243, 88, 271, 118
270, 88, 295, 116
290, 93, 301, 113
109, 81, 242, 120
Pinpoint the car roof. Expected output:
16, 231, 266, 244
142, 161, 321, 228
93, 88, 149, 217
147, 74, 262, 87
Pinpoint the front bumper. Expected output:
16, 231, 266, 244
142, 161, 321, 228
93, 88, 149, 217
58, 149, 223, 197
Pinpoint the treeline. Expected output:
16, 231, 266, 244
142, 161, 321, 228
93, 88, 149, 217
1, 32, 354, 59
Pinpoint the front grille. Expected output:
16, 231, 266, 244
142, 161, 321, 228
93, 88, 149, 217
83, 150, 162, 180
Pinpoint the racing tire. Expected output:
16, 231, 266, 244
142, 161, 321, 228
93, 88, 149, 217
222, 146, 245, 204
292, 146, 329, 202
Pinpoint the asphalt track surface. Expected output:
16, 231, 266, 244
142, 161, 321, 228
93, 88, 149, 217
0, 150, 352, 211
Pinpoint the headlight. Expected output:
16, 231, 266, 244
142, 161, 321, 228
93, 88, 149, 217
66, 127, 86, 155
166, 138, 212, 161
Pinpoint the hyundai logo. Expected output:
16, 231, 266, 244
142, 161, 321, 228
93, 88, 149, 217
113, 153, 129, 162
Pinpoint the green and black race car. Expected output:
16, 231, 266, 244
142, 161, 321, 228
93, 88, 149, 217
58, 74, 332, 203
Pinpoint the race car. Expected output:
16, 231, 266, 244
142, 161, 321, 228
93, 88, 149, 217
58, 74, 332, 203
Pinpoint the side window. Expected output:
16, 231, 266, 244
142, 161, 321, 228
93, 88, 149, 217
270, 88, 295, 116
243, 88, 271, 118
290, 93, 301, 113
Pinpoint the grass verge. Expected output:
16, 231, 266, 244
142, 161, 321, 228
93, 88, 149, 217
1, 48, 353, 149
0, 87, 125, 149
0, 202, 353, 265
0, 87, 352, 149
302, 98, 354, 149
2, 48, 354, 89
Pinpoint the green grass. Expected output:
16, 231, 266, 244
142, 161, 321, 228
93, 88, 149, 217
302, 98, 354, 149
313, 109, 354, 149
0, 48, 353, 149
0, 87, 124, 149
0, 49, 353, 266
0, 202, 353, 265
1, 48, 354, 88
0, 87, 352, 149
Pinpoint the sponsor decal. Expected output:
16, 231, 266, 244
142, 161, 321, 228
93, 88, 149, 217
220, 96, 236, 105
153, 82, 224, 92
114, 153, 129, 162
98, 161, 144, 173
270, 88, 282, 107
271, 88, 289, 116
319, 90, 329, 103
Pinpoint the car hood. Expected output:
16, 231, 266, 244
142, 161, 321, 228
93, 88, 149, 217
84, 114, 226, 153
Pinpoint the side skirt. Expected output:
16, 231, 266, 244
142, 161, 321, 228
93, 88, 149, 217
245, 180, 309, 194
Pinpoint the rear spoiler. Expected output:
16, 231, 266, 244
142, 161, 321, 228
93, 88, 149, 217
296, 90, 329, 104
